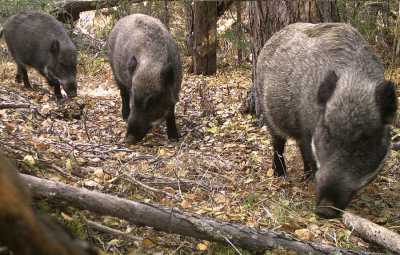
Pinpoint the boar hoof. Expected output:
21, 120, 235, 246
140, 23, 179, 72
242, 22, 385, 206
167, 132, 180, 142
15, 76, 22, 83
125, 135, 139, 145
168, 136, 179, 142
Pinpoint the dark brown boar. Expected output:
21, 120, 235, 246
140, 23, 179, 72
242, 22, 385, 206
256, 23, 397, 218
2, 11, 77, 99
107, 14, 182, 144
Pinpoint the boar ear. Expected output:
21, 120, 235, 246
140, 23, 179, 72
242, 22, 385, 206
161, 64, 175, 86
375, 80, 398, 124
50, 39, 60, 56
128, 56, 137, 75
318, 70, 338, 106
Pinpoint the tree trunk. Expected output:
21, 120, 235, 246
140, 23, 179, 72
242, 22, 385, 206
236, 1, 243, 65
163, 0, 169, 30
193, 1, 217, 75
22, 174, 369, 255
184, 0, 194, 74
186, 1, 233, 74
242, 0, 339, 115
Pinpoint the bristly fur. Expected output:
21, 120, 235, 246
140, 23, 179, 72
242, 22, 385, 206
0, 154, 98, 255
256, 23, 397, 218
107, 14, 182, 143
2, 11, 77, 98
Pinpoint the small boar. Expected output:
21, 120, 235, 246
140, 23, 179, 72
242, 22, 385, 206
256, 23, 397, 218
0, 154, 97, 255
2, 11, 77, 99
107, 14, 182, 144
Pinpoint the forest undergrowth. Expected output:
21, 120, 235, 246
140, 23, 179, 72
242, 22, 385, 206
1, 44, 400, 254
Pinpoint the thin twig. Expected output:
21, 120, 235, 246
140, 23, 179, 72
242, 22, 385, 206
224, 236, 243, 255
85, 219, 143, 242
0, 103, 31, 109
122, 173, 177, 199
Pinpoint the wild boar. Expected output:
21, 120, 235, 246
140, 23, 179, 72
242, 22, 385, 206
2, 11, 77, 99
0, 154, 97, 255
256, 23, 397, 218
107, 14, 182, 144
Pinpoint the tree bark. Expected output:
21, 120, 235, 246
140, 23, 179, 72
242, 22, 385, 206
236, 1, 243, 65
184, 1, 194, 72
242, 0, 339, 115
163, 0, 169, 30
51, 0, 144, 23
185, 0, 233, 74
193, 1, 217, 75
343, 212, 400, 254
21, 174, 373, 255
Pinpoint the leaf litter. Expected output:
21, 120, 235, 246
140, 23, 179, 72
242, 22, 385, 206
1, 50, 400, 254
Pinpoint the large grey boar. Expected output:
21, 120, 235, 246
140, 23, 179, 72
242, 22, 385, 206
107, 14, 182, 144
2, 11, 77, 99
256, 23, 397, 218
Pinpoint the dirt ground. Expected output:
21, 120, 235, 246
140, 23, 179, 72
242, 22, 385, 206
1, 47, 400, 254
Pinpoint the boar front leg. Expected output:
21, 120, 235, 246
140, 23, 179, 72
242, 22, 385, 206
166, 105, 179, 141
16, 64, 32, 89
299, 135, 317, 179
119, 85, 130, 121
47, 78, 63, 99
272, 134, 287, 177
39, 68, 62, 99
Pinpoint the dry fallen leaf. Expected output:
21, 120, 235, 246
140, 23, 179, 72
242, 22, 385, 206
196, 241, 209, 251
23, 155, 36, 167
142, 238, 155, 249
294, 228, 313, 241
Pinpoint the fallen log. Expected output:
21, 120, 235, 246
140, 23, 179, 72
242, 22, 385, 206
343, 212, 400, 254
0, 103, 30, 109
21, 174, 373, 254
51, 0, 144, 23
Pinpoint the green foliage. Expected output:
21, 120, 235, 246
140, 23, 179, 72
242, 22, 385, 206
0, 0, 50, 18
63, 214, 88, 240
336, 0, 397, 46
208, 243, 251, 255
243, 193, 258, 209
78, 52, 108, 75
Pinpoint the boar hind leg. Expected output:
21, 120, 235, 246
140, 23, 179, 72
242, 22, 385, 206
119, 86, 130, 121
272, 134, 287, 177
299, 136, 317, 179
16, 64, 31, 89
166, 106, 179, 141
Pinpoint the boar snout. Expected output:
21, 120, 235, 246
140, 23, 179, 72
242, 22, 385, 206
63, 81, 77, 98
315, 199, 342, 219
125, 117, 151, 144
315, 171, 356, 218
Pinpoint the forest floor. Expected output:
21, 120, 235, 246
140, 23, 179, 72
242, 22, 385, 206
1, 47, 400, 255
